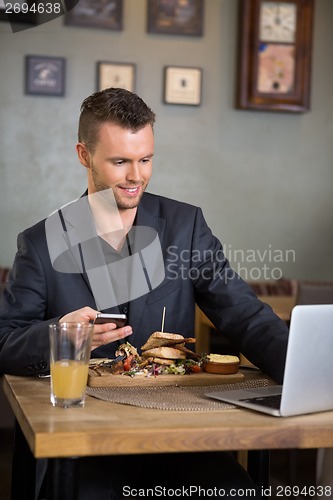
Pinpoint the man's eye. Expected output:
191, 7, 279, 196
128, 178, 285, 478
141, 158, 151, 164
114, 160, 125, 166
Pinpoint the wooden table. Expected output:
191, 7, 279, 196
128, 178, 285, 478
3, 371, 333, 499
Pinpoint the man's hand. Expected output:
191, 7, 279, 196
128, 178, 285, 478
59, 306, 133, 350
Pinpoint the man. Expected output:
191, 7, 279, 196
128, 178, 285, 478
0, 88, 288, 498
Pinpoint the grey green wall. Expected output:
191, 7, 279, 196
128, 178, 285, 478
1, 0, 332, 281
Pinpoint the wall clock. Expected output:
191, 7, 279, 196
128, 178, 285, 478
236, 0, 314, 113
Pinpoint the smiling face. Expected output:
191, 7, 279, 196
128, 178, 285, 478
77, 122, 154, 213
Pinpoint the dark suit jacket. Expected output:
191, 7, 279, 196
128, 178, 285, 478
0, 192, 288, 381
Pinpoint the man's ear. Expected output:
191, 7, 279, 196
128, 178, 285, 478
76, 143, 91, 169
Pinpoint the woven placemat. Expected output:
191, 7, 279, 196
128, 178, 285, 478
86, 378, 269, 411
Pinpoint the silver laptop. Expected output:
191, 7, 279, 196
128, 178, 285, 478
206, 304, 333, 417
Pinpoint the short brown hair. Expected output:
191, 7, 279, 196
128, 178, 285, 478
78, 87, 156, 152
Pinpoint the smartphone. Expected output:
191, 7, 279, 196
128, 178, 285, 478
94, 313, 127, 328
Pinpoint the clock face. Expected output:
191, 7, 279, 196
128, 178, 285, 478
259, 2, 297, 43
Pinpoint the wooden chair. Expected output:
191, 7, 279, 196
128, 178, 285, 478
194, 306, 212, 355
194, 305, 269, 485
194, 281, 297, 362
194, 282, 297, 484
194, 305, 254, 365
0, 267, 11, 297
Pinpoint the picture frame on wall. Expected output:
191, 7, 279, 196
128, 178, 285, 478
163, 66, 202, 106
97, 62, 136, 92
64, 0, 123, 31
25, 55, 66, 97
236, 0, 314, 113
147, 0, 204, 36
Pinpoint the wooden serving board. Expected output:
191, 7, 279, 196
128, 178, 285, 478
87, 368, 244, 388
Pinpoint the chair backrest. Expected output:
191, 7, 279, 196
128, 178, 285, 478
296, 281, 333, 305
0, 267, 11, 296
194, 305, 213, 355
248, 278, 298, 297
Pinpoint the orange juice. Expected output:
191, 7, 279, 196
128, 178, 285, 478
51, 360, 89, 399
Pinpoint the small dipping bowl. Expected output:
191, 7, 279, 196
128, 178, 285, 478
203, 355, 240, 375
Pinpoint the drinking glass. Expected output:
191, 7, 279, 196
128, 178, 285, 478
49, 322, 93, 408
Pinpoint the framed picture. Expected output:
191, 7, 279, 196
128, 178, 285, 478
236, 0, 314, 113
97, 62, 136, 92
25, 55, 66, 97
64, 0, 122, 31
147, 0, 204, 36
164, 66, 202, 106
0, 0, 37, 24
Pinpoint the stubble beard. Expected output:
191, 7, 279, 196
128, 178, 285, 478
90, 162, 147, 211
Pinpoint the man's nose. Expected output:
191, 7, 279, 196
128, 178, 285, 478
126, 163, 141, 182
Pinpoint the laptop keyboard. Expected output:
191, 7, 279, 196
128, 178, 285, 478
239, 394, 282, 409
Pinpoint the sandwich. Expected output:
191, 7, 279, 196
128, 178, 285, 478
141, 331, 189, 350
140, 331, 201, 373
141, 331, 198, 363
89, 332, 201, 377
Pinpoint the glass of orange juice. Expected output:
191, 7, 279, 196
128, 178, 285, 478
49, 322, 93, 408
